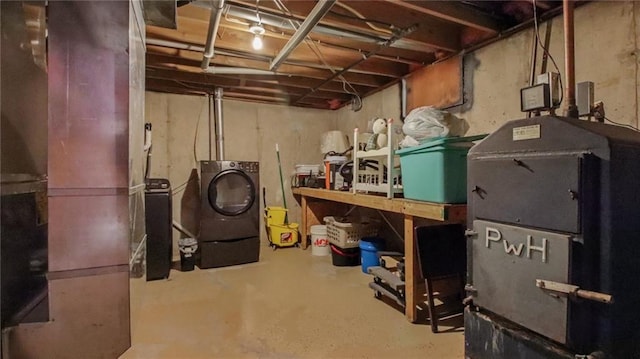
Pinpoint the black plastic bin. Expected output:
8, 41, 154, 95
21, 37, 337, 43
330, 244, 360, 266
178, 238, 198, 271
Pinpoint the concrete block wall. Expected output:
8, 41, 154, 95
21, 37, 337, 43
337, 1, 640, 138
146, 1, 639, 258
459, 1, 640, 134
335, 86, 402, 142
145, 93, 336, 257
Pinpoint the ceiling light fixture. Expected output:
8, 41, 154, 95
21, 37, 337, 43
249, 23, 265, 50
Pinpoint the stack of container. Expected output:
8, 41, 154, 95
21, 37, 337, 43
325, 216, 379, 266
396, 135, 487, 203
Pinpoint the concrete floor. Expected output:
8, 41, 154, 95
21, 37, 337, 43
120, 246, 464, 359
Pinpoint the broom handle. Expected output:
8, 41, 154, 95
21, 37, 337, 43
275, 144, 288, 224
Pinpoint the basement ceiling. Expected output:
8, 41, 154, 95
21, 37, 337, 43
145, 0, 565, 110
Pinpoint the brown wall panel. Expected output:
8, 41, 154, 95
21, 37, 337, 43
47, 1, 129, 189
7, 271, 131, 359
406, 55, 463, 111
48, 195, 129, 272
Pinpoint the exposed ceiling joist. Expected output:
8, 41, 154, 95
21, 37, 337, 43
144, 0, 567, 110
382, 0, 501, 34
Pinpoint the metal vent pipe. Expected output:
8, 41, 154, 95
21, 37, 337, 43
214, 87, 224, 160
208, 93, 214, 160
269, 0, 336, 71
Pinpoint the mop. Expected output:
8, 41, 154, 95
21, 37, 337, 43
275, 143, 288, 224
263, 143, 298, 248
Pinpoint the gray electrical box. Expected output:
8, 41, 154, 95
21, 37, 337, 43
576, 81, 594, 117
537, 72, 561, 107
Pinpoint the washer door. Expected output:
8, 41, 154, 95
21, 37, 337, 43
208, 169, 256, 216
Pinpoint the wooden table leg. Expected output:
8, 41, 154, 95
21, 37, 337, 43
404, 214, 418, 322
301, 196, 309, 249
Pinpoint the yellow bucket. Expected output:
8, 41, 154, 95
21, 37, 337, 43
266, 206, 287, 226
269, 222, 299, 247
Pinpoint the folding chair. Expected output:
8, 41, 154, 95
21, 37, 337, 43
415, 224, 466, 333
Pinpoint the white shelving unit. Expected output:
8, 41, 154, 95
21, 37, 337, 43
352, 119, 403, 199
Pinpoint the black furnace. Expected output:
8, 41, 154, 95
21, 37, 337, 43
465, 115, 640, 358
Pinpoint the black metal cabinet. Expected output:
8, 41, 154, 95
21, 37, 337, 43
145, 178, 172, 281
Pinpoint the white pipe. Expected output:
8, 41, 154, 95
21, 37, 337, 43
201, 0, 225, 70
269, 0, 336, 71
219, 3, 382, 44
143, 126, 152, 151
147, 38, 205, 52
203, 66, 283, 75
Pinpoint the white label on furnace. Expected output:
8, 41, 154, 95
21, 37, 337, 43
513, 124, 541, 141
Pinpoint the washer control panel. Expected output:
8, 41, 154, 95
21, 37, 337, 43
202, 160, 259, 173
238, 161, 259, 173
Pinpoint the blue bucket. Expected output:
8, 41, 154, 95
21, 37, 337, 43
359, 237, 385, 274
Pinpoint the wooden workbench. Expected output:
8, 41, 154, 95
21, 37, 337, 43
292, 187, 467, 323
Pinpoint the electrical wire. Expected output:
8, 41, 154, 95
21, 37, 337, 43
171, 176, 200, 196
605, 116, 640, 131
255, 0, 262, 25
174, 80, 208, 92
328, 9, 395, 29
272, 0, 362, 103
334, 1, 393, 35
532, 0, 564, 106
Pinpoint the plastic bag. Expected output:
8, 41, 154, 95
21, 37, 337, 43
399, 135, 420, 148
402, 106, 464, 142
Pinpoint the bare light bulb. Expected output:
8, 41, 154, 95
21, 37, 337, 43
252, 35, 263, 50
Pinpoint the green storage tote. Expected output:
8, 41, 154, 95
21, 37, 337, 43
396, 135, 487, 203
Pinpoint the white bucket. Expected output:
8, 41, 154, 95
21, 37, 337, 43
310, 225, 330, 256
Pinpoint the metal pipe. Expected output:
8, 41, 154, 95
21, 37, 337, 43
214, 87, 224, 161
201, 0, 225, 70
195, 1, 430, 53
296, 25, 417, 104
148, 38, 205, 52
208, 94, 214, 160
203, 66, 283, 75
269, 0, 336, 71
563, 0, 578, 118
220, 3, 381, 43
527, 22, 538, 119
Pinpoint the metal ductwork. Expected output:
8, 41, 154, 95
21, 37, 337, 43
220, 3, 381, 43
269, 0, 336, 71
191, 0, 430, 53
201, 0, 225, 70
207, 89, 225, 161
143, 0, 177, 29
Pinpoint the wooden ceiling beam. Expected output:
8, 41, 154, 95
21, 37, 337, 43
146, 80, 208, 96
382, 0, 500, 34
317, 1, 461, 52
213, 0, 459, 52
146, 50, 387, 88
148, 42, 407, 79
146, 66, 353, 102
